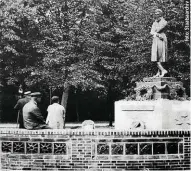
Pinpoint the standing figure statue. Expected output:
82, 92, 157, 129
150, 9, 168, 77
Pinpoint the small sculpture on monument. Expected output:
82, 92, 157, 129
130, 121, 146, 130
82, 120, 95, 130
150, 9, 168, 77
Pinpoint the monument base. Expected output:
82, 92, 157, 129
135, 77, 186, 100
115, 99, 190, 130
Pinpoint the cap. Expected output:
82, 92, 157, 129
51, 96, 59, 101
31, 92, 42, 97
24, 91, 31, 95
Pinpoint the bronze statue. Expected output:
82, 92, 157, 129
150, 9, 168, 77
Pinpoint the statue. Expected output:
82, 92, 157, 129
150, 9, 168, 77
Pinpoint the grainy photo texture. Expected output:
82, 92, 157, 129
0, 0, 190, 170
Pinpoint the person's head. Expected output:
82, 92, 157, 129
155, 9, 163, 20
51, 96, 59, 104
30, 92, 42, 103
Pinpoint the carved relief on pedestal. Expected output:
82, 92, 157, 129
169, 84, 186, 100
134, 77, 187, 100
135, 86, 153, 101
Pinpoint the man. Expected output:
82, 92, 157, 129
46, 96, 65, 129
14, 91, 31, 128
23, 92, 50, 130
150, 9, 168, 77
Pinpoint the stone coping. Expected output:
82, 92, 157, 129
0, 128, 190, 135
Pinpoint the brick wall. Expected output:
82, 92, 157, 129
0, 129, 190, 170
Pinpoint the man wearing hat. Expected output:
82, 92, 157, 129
14, 91, 31, 128
150, 9, 168, 77
23, 92, 50, 130
46, 96, 65, 129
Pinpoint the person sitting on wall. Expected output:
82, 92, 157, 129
46, 96, 65, 129
14, 91, 31, 128
23, 92, 51, 130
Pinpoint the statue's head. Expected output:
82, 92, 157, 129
155, 9, 163, 20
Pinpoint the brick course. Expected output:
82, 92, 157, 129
0, 129, 190, 170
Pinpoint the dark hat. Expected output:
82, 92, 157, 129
24, 91, 31, 95
51, 96, 59, 101
31, 92, 42, 97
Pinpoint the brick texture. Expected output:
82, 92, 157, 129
0, 129, 190, 170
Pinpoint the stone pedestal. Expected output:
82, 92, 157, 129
115, 99, 190, 130
115, 77, 189, 130
135, 77, 186, 100
115, 100, 163, 130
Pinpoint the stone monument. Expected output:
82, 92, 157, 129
115, 8, 190, 130
115, 77, 190, 130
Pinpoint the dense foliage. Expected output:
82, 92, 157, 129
0, 0, 189, 122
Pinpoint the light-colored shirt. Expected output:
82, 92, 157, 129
46, 103, 65, 129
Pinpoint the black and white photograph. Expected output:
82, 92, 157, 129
0, 0, 190, 170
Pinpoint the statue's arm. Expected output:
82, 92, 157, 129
150, 23, 156, 35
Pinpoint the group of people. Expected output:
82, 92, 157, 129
14, 92, 65, 130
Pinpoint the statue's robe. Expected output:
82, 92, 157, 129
150, 17, 168, 62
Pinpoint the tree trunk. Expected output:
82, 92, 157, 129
76, 90, 80, 122
107, 81, 113, 127
61, 83, 70, 128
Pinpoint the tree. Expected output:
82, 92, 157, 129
29, 0, 106, 111
0, 0, 43, 90
0, 0, 189, 123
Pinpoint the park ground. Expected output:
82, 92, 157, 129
0, 122, 114, 129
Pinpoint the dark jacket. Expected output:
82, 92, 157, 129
14, 97, 30, 111
23, 100, 48, 130
14, 97, 30, 128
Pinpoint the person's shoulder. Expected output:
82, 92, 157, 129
58, 104, 65, 109
18, 98, 25, 103
23, 101, 34, 109
47, 104, 52, 109
23, 101, 31, 111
